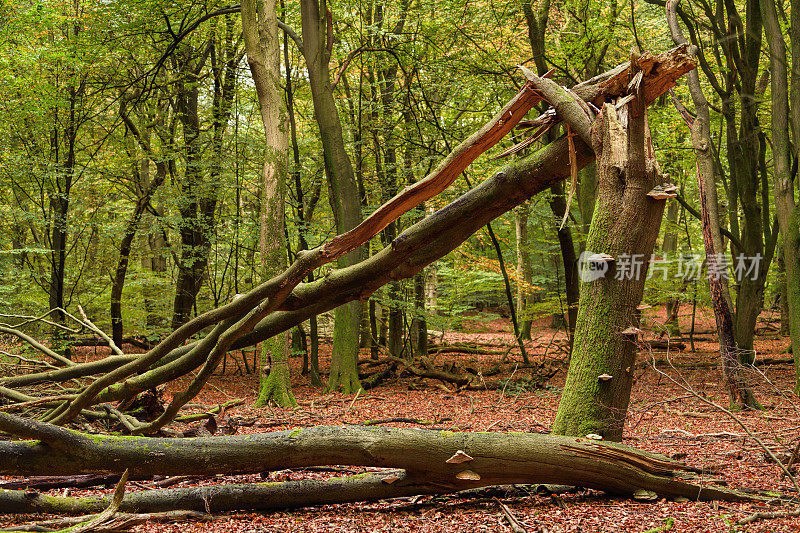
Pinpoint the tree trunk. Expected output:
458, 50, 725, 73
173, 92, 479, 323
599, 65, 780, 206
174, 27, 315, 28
549, 183, 580, 343
553, 83, 667, 441
667, 0, 759, 409
725, 1, 773, 362
3, 47, 696, 422
171, 67, 206, 330
282, 20, 322, 388
578, 162, 597, 238
300, 0, 365, 394
369, 300, 379, 359
143, 178, 168, 330
515, 203, 533, 340
410, 272, 427, 357
661, 199, 682, 338
243, 0, 295, 408
761, 0, 800, 393
0, 414, 759, 515
692, 116, 760, 409
778, 248, 790, 336
48, 84, 79, 354
111, 156, 166, 347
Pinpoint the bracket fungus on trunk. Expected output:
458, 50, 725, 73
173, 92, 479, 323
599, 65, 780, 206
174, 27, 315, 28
646, 184, 679, 200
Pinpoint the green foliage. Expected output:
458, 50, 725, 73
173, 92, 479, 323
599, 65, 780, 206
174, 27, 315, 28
0, 0, 787, 360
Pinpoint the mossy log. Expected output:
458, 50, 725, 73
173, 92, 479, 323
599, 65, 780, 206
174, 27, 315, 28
0, 412, 760, 514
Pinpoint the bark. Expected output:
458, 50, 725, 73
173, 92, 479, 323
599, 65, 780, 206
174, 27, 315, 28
522, 0, 583, 342
169, 27, 240, 330
552, 68, 668, 441
578, 163, 597, 235
142, 168, 168, 330
667, 0, 759, 409
283, 21, 322, 387
778, 248, 790, 336
369, 5, 407, 359
369, 300, 380, 359
650, 0, 777, 360
410, 271, 428, 357
727, 0, 773, 361
404, 88, 427, 359
515, 203, 534, 339
48, 80, 81, 352
0, 413, 759, 514
300, 0, 365, 393
761, 0, 800, 393
243, 0, 295, 408
692, 117, 760, 409
171, 68, 206, 330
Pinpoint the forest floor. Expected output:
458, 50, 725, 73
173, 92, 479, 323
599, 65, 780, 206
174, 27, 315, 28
2, 307, 800, 532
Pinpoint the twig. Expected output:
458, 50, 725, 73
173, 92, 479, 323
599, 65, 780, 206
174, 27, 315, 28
737, 507, 800, 525
346, 388, 362, 413
661, 429, 748, 439
0, 394, 75, 413
641, 517, 674, 533
65, 468, 129, 533
0, 326, 74, 367
781, 440, 800, 480
0, 350, 58, 370
649, 356, 800, 494
101, 403, 146, 433
0, 309, 83, 333
1, 510, 209, 532
78, 305, 124, 357
360, 417, 451, 426
174, 399, 244, 422
494, 497, 528, 533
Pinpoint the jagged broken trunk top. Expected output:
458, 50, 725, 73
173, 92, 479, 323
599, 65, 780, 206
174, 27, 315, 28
553, 58, 670, 441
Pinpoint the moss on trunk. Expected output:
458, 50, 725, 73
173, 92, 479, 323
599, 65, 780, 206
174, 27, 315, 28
256, 332, 297, 408
327, 301, 364, 394
553, 94, 667, 441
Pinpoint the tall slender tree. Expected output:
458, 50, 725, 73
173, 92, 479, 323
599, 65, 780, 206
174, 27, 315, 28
300, 0, 365, 393
760, 0, 800, 393
243, 0, 296, 407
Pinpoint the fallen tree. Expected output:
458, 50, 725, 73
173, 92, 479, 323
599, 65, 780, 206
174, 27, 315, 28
0, 412, 761, 515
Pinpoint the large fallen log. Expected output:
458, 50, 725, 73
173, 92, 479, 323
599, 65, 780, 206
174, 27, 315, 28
0, 412, 759, 515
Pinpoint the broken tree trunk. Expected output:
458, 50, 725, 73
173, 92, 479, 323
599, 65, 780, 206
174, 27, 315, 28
552, 52, 671, 441
0, 413, 759, 515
